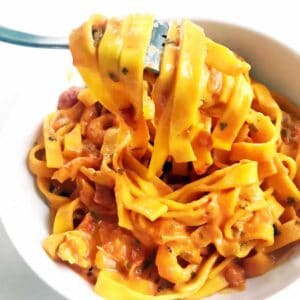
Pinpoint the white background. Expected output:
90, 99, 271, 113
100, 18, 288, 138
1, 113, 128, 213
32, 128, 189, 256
1, 0, 300, 299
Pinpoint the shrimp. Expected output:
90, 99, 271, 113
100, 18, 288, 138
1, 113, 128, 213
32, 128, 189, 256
224, 263, 245, 288
52, 156, 101, 183
57, 230, 92, 269
156, 242, 199, 284
80, 104, 99, 136
57, 214, 97, 269
86, 113, 118, 147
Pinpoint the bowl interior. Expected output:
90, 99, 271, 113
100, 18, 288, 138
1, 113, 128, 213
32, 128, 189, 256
199, 20, 300, 107
1, 20, 300, 300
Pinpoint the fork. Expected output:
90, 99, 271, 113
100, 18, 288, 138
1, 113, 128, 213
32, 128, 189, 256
0, 21, 169, 73
0, 25, 69, 49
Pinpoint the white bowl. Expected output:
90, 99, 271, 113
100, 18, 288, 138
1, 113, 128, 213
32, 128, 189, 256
0, 20, 300, 300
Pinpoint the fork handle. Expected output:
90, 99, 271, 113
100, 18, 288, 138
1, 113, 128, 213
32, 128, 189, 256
0, 25, 69, 49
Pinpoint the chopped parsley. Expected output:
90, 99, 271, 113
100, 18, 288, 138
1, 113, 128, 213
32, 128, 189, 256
121, 67, 129, 75
219, 122, 228, 130
287, 196, 296, 206
239, 203, 248, 209
108, 72, 119, 82
48, 136, 56, 141
273, 224, 281, 236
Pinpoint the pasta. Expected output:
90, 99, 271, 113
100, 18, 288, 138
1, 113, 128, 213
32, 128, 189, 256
28, 14, 300, 300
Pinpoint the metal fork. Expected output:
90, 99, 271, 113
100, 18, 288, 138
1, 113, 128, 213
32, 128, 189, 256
0, 25, 69, 49
0, 21, 169, 73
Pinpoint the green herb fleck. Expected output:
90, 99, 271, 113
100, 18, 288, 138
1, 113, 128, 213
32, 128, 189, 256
108, 72, 119, 82
167, 246, 173, 253
48, 136, 56, 141
122, 67, 129, 75
219, 122, 228, 130
287, 197, 296, 206
239, 203, 248, 209
273, 224, 281, 236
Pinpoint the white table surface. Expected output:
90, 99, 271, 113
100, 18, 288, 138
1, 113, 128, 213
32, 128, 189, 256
1, 0, 300, 299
